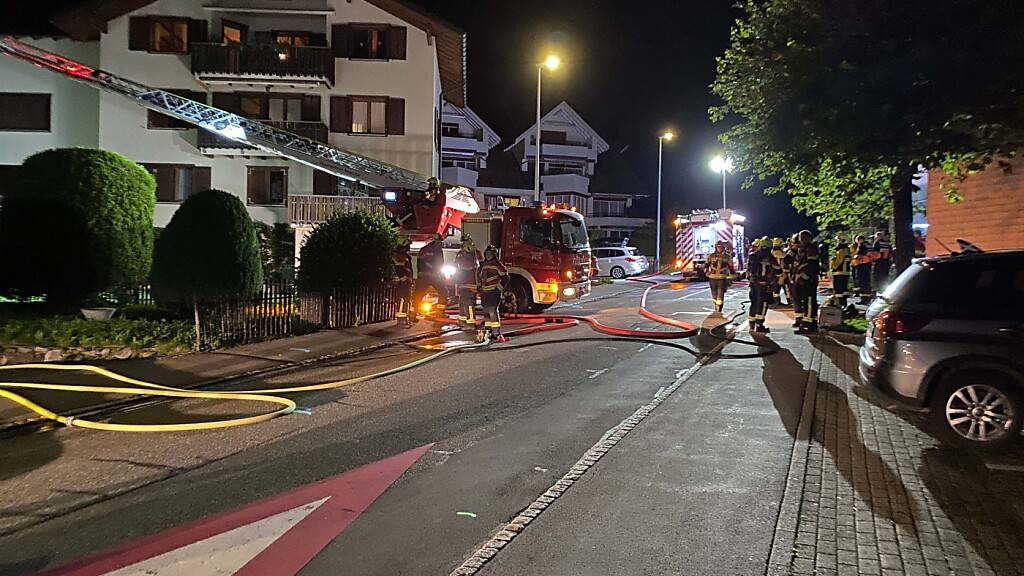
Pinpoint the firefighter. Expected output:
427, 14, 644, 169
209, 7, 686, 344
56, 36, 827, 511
785, 235, 801, 324
852, 234, 872, 301
770, 238, 786, 305
793, 230, 820, 334
706, 240, 733, 314
830, 235, 853, 307
747, 237, 776, 333
477, 244, 509, 342
913, 229, 926, 259
455, 234, 481, 330
392, 236, 415, 327
413, 233, 447, 317
871, 230, 893, 292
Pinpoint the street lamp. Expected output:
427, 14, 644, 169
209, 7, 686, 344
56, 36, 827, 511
656, 131, 674, 270
533, 54, 561, 204
709, 154, 734, 210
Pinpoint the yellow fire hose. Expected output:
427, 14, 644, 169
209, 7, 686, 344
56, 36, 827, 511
0, 340, 486, 433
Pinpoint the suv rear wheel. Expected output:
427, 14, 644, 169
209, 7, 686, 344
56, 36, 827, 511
928, 368, 1023, 450
610, 266, 626, 279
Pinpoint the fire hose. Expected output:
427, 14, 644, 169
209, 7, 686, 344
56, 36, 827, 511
0, 279, 773, 433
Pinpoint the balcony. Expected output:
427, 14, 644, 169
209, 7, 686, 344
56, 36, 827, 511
191, 43, 334, 86
541, 173, 591, 195
198, 120, 328, 153
288, 194, 386, 226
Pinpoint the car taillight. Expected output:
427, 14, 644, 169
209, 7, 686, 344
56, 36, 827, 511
873, 310, 930, 338
625, 257, 637, 262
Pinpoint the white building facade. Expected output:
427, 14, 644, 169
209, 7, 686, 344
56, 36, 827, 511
439, 101, 499, 188
0, 0, 465, 227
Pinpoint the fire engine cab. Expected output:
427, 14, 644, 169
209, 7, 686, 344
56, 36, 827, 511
674, 208, 747, 279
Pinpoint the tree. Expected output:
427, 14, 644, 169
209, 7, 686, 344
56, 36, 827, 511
296, 210, 397, 293
254, 221, 295, 283
712, 0, 1024, 270
151, 189, 263, 306
0, 148, 155, 307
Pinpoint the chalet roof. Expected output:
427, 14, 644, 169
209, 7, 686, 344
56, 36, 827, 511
506, 101, 610, 155
2, 0, 467, 107
442, 101, 501, 150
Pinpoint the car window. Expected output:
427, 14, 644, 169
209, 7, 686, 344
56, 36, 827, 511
626, 247, 638, 256
593, 249, 607, 258
899, 257, 1021, 320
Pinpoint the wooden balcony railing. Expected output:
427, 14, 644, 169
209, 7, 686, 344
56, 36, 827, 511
191, 43, 335, 84
198, 120, 328, 150
288, 195, 386, 226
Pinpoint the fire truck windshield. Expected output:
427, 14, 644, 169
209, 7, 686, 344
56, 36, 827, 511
557, 214, 590, 252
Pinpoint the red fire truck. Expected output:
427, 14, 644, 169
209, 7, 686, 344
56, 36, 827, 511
674, 209, 747, 279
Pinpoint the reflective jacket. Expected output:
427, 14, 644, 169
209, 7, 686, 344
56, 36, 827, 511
749, 248, 777, 286
795, 243, 820, 281
477, 259, 508, 291
418, 240, 444, 277
392, 250, 413, 283
871, 239, 892, 262
455, 248, 480, 287
831, 243, 852, 276
705, 251, 734, 280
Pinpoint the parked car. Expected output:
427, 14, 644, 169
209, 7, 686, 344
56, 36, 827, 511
592, 246, 649, 279
858, 249, 1024, 449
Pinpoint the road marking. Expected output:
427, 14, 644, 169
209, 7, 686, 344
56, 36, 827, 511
638, 343, 654, 352
673, 287, 711, 301
598, 346, 618, 350
585, 369, 608, 379
985, 463, 1024, 472
38, 445, 432, 576
449, 325, 738, 576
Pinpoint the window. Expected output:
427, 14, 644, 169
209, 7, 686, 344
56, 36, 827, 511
442, 122, 460, 137
143, 164, 210, 203
592, 200, 625, 217
274, 31, 313, 47
545, 161, 585, 176
351, 98, 387, 134
0, 93, 50, 131
232, 93, 318, 122
130, 16, 204, 53
331, 24, 406, 60
442, 158, 476, 170
247, 166, 287, 205
351, 26, 387, 59
222, 20, 246, 44
152, 18, 189, 53
520, 218, 554, 248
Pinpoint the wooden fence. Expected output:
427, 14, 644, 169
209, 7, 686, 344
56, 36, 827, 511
298, 283, 398, 329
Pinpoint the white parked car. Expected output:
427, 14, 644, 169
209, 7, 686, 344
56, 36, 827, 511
592, 246, 649, 279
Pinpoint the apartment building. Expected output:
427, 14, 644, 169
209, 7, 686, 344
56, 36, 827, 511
0, 0, 465, 227
439, 101, 500, 188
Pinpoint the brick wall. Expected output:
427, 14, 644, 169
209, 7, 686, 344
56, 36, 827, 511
927, 159, 1024, 256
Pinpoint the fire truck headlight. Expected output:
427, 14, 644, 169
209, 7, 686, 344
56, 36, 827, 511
562, 287, 576, 297
565, 269, 573, 280
675, 259, 683, 269
441, 265, 456, 279
420, 302, 433, 314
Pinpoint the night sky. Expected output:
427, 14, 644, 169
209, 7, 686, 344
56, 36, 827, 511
424, 0, 815, 238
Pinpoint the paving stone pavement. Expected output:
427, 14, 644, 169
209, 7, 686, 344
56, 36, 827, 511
771, 336, 1024, 576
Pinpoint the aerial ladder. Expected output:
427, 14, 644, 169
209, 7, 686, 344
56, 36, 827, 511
0, 36, 478, 237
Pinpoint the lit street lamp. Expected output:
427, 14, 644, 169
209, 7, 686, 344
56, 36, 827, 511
533, 54, 561, 204
709, 154, 734, 210
656, 131, 674, 270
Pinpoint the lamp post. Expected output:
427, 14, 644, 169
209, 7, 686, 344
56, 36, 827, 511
533, 54, 561, 204
709, 154, 734, 210
656, 131, 674, 270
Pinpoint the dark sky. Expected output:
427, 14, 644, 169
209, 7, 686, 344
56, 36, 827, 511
423, 0, 815, 238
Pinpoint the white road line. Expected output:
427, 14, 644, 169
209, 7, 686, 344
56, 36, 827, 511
586, 369, 608, 380
674, 287, 711, 301
985, 463, 1024, 472
598, 346, 618, 351
638, 343, 654, 352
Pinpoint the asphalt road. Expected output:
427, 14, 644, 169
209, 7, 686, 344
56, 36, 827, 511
0, 280, 778, 575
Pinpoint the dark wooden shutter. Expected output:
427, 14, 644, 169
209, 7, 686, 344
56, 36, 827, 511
128, 17, 151, 51
188, 18, 208, 45
331, 25, 352, 57
386, 97, 405, 135
212, 92, 241, 114
301, 95, 321, 121
330, 96, 351, 132
386, 26, 407, 60
192, 166, 211, 193
313, 170, 337, 195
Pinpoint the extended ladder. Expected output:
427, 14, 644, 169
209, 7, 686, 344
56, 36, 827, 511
0, 36, 429, 191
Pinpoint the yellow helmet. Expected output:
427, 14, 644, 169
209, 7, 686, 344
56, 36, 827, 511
772, 238, 783, 248
751, 238, 762, 248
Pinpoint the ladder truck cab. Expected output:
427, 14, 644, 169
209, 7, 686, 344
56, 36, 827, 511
461, 204, 593, 313
674, 208, 747, 279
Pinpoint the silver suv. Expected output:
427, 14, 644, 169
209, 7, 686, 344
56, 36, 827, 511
858, 250, 1024, 449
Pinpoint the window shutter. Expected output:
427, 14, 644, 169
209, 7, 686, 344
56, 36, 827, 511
386, 26, 407, 60
386, 97, 405, 135
330, 96, 351, 132
192, 166, 211, 193
301, 95, 321, 122
188, 19, 208, 45
212, 92, 240, 114
313, 170, 337, 195
331, 24, 352, 57
128, 17, 151, 51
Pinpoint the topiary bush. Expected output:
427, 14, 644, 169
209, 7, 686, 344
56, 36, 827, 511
297, 210, 398, 293
0, 148, 156, 307
254, 221, 296, 283
151, 189, 263, 306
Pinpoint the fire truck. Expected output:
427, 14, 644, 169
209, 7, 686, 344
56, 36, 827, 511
674, 208, 747, 279
0, 37, 593, 315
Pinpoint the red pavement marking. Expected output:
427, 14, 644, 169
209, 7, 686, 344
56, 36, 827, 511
36, 444, 433, 576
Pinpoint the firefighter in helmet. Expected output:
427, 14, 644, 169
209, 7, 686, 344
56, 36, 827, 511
455, 234, 482, 330
477, 244, 509, 342
829, 235, 853, 307
747, 236, 776, 332
413, 232, 447, 317
794, 230, 821, 334
786, 234, 801, 323
770, 238, 786, 305
392, 235, 415, 327
706, 240, 734, 313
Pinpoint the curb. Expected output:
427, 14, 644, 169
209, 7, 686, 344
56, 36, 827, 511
765, 340, 822, 576
0, 328, 443, 436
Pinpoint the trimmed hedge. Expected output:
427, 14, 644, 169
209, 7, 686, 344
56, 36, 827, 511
0, 316, 195, 353
151, 189, 263, 306
0, 148, 156, 306
297, 210, 398, 292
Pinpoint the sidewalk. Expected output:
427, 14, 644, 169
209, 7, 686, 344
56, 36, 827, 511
0, 320, 440, 430
475, 307, 1024, 576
